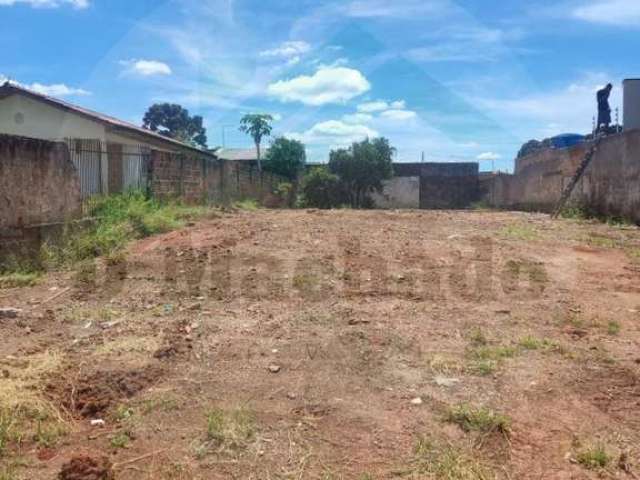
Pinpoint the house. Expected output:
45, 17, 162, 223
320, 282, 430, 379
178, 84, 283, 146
0, 81, 215, 196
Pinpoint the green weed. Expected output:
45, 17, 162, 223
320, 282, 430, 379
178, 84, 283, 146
607, 321, 621, 335
445, 404, 510, 434
110, 432, 132, 449
576, 444, 611, 470
201, 406, 256, 455
518, 336, 557, 351
0, 272, 41, 289
467, 359, 497, 376
42, 191, 213, 267
233, 199, 260, 211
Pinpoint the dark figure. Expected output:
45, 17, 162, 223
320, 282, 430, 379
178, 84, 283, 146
597, 83, 613, 131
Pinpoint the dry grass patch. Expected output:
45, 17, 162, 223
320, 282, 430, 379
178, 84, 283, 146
193, 406, 257, 459
0, 351, 68, 454
95, 336, 160, 356
411, 437, 496, 479
500, 223, 539, 241
428, 354, 465, 375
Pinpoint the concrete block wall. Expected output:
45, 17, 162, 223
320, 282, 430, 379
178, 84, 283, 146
371, 177, 420, 209
420, 163, 479, 209
372, 162, 480, 210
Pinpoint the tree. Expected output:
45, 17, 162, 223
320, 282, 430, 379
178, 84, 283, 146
263, 137, 306, 180
239, 114, 273, 171
328, 137, 394, 208
142, 103, 207, 148
300, 167, 343, 209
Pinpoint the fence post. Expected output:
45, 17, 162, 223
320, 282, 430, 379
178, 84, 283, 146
179, 154, 185, 199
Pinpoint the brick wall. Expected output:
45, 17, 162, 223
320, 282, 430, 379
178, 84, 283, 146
482, 129, 640, 222
0, 134, 81, 229
150, 151, 289, 206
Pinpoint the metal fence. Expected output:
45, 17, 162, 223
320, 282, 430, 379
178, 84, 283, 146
66, 139, 150, 199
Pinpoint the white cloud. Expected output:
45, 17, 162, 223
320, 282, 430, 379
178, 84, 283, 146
120, 59, 172, 77
260, 41, 311, 58
477, 152, 501, 161
0, 75, 90, 96
288, 120, 378, 146
407, 26, 523, 63
357, 100, 389, 113
0, 0, 88, 8
572, 0, 640, 26
28, 82, 90, 96
380, 109, 417, 121
267, 66, 370, 106
342, 112, 373, 124
354, 99, 416, 121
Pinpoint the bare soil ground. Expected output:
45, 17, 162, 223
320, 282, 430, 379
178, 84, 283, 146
1, 208, 640, 479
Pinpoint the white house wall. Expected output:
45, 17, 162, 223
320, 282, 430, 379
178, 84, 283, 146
0, 94, 107, 141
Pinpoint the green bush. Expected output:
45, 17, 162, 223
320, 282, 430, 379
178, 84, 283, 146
300, 167, 344, 209
42, 191, 209, 267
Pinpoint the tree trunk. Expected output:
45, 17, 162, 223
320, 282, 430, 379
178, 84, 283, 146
256, 141, 262, 172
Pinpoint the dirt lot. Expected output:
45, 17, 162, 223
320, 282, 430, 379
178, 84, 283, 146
1, 208, 640, 479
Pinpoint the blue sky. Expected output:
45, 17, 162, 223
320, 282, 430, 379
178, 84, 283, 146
1, 0, 639, 170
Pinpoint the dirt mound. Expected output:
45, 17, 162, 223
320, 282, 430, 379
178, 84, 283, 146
50, 365, 164, 418
58, 455, 114, 480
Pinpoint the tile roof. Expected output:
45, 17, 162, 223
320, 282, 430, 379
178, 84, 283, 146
213, 148, 265, 161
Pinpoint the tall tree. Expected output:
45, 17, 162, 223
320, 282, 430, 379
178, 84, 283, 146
263, 137, 306, 180
239, 114, 273, 171
328, 137, 394, 208
142, 103, 207, 148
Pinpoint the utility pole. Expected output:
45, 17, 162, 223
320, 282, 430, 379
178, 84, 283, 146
220, 125, 235, 148
421, 151, 425, 163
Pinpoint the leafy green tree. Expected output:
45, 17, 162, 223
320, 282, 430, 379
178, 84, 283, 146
263, 137, 306, 180
328, 137, 394, 208
239, 114, 273, 171
142, 103, 207, 148
300, 167, 344, 209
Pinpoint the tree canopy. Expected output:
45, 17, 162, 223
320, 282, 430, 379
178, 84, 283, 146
142, 103, 207, 148
300, 167, 343, 209
328, 137, 394, 208
263, 137, 306, 180
239, 114, 273, 171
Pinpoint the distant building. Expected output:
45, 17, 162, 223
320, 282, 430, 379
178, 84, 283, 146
212, 147, 270, 167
